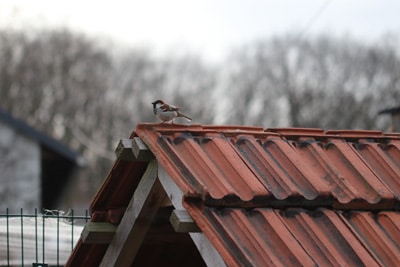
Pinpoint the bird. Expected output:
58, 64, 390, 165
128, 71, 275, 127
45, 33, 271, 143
152, 99, 192, 123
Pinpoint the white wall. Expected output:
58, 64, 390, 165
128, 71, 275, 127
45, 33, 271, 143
0, 121, 41, 212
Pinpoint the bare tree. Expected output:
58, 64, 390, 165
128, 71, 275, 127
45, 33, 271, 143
222, 34, 400, 130
0, 29, 115, 200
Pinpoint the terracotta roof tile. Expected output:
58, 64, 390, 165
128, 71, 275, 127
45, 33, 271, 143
136, 123, 400, 209
184, 203, 400, 266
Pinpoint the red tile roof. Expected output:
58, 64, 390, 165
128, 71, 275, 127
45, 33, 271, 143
67, 123, 400, 266
185, 205, 400, 266
137, 124, 400, 209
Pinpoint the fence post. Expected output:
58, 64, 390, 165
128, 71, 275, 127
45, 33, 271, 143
6, 208, 10, 266
21, 208, 24, 266
57, 210, 60, 266
71, 209, 74, 251
42, 209, 45, 263
35, 208, 38, 263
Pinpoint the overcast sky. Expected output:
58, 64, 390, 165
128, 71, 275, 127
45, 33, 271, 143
1, 0, 399, 62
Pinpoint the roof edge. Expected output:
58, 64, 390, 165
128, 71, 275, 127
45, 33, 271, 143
0, 108, 85, 166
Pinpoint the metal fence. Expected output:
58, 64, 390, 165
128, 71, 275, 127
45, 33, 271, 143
0, 209, 90, 267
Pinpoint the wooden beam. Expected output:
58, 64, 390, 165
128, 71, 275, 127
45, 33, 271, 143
99, 160, 167, 267
115, 138, 135, 160
170, 210, 201, 233
132, 137, 154, 161
115, 137, 154, 161
158, 164, 227, 267
81, 222, 117, 244
158, 165, 186, 209
191, 233, 228, 267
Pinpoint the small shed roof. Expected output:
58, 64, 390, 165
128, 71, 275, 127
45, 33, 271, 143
0, 108, 84, 165
67, 123, 400, 266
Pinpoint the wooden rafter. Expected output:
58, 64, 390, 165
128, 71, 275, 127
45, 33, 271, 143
81, 222, 117, 244
115, 137, 154, 162
99, 160, 167, 267
170, 210, 201, 233
158, 164, 227, 267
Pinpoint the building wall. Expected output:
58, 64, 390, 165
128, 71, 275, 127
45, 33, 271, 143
0, 121, 41, 212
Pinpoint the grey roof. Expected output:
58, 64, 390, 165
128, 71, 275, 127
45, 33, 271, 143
0, 108, 85, 166
378, 106, 400, 115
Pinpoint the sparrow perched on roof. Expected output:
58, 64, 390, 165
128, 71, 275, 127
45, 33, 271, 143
152, 99, 192, 123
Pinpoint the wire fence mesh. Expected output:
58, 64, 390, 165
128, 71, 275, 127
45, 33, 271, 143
0, 208, 89, 267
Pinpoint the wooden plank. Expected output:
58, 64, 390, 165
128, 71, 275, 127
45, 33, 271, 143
158, 164, 227, 267
158, 165, 186, 209
115, 138, 154, 161
132, 137, 154, 161
115, 138, 135, 161
81, 222, 117, 244
170, 210, 201, 233
190, 233, 228, 267
99, 160, 167, 267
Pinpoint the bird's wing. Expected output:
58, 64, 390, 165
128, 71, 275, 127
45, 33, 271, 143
162, 104, 181, 111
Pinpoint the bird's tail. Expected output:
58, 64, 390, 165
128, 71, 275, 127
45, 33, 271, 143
178, 112, 192, 121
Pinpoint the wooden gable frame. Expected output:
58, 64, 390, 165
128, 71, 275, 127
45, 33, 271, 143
81, 138, 226, 267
